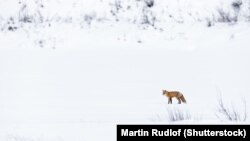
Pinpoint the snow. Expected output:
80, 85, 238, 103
0, 0, 250, 141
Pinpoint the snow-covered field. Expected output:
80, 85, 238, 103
0, 0, 250, 141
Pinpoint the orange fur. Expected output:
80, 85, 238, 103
162, 90, 186, 104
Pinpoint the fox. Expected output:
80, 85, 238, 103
162, 90, 186, 104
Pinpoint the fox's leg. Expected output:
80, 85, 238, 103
177, 97, 181, 104
168, 97, 172, 104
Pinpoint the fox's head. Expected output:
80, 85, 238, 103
162, 90, 168, 95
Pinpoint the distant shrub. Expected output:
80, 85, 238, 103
232, 0, 242, 10
6, 17, 18, 31
216, 8, 236, 23
215, 0, 242, 23
145, 0, 154, 8
215, 96, 247, 122
18, 4, 34, 23
84, 13, 96, 25
167, 107, 191, 122
141, 0, 156, 27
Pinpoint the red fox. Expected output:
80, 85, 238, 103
162, 90, 186, 104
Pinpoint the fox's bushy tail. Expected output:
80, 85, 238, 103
179, 93, 187, 103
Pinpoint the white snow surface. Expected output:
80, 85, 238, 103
0, 0, 250, 141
